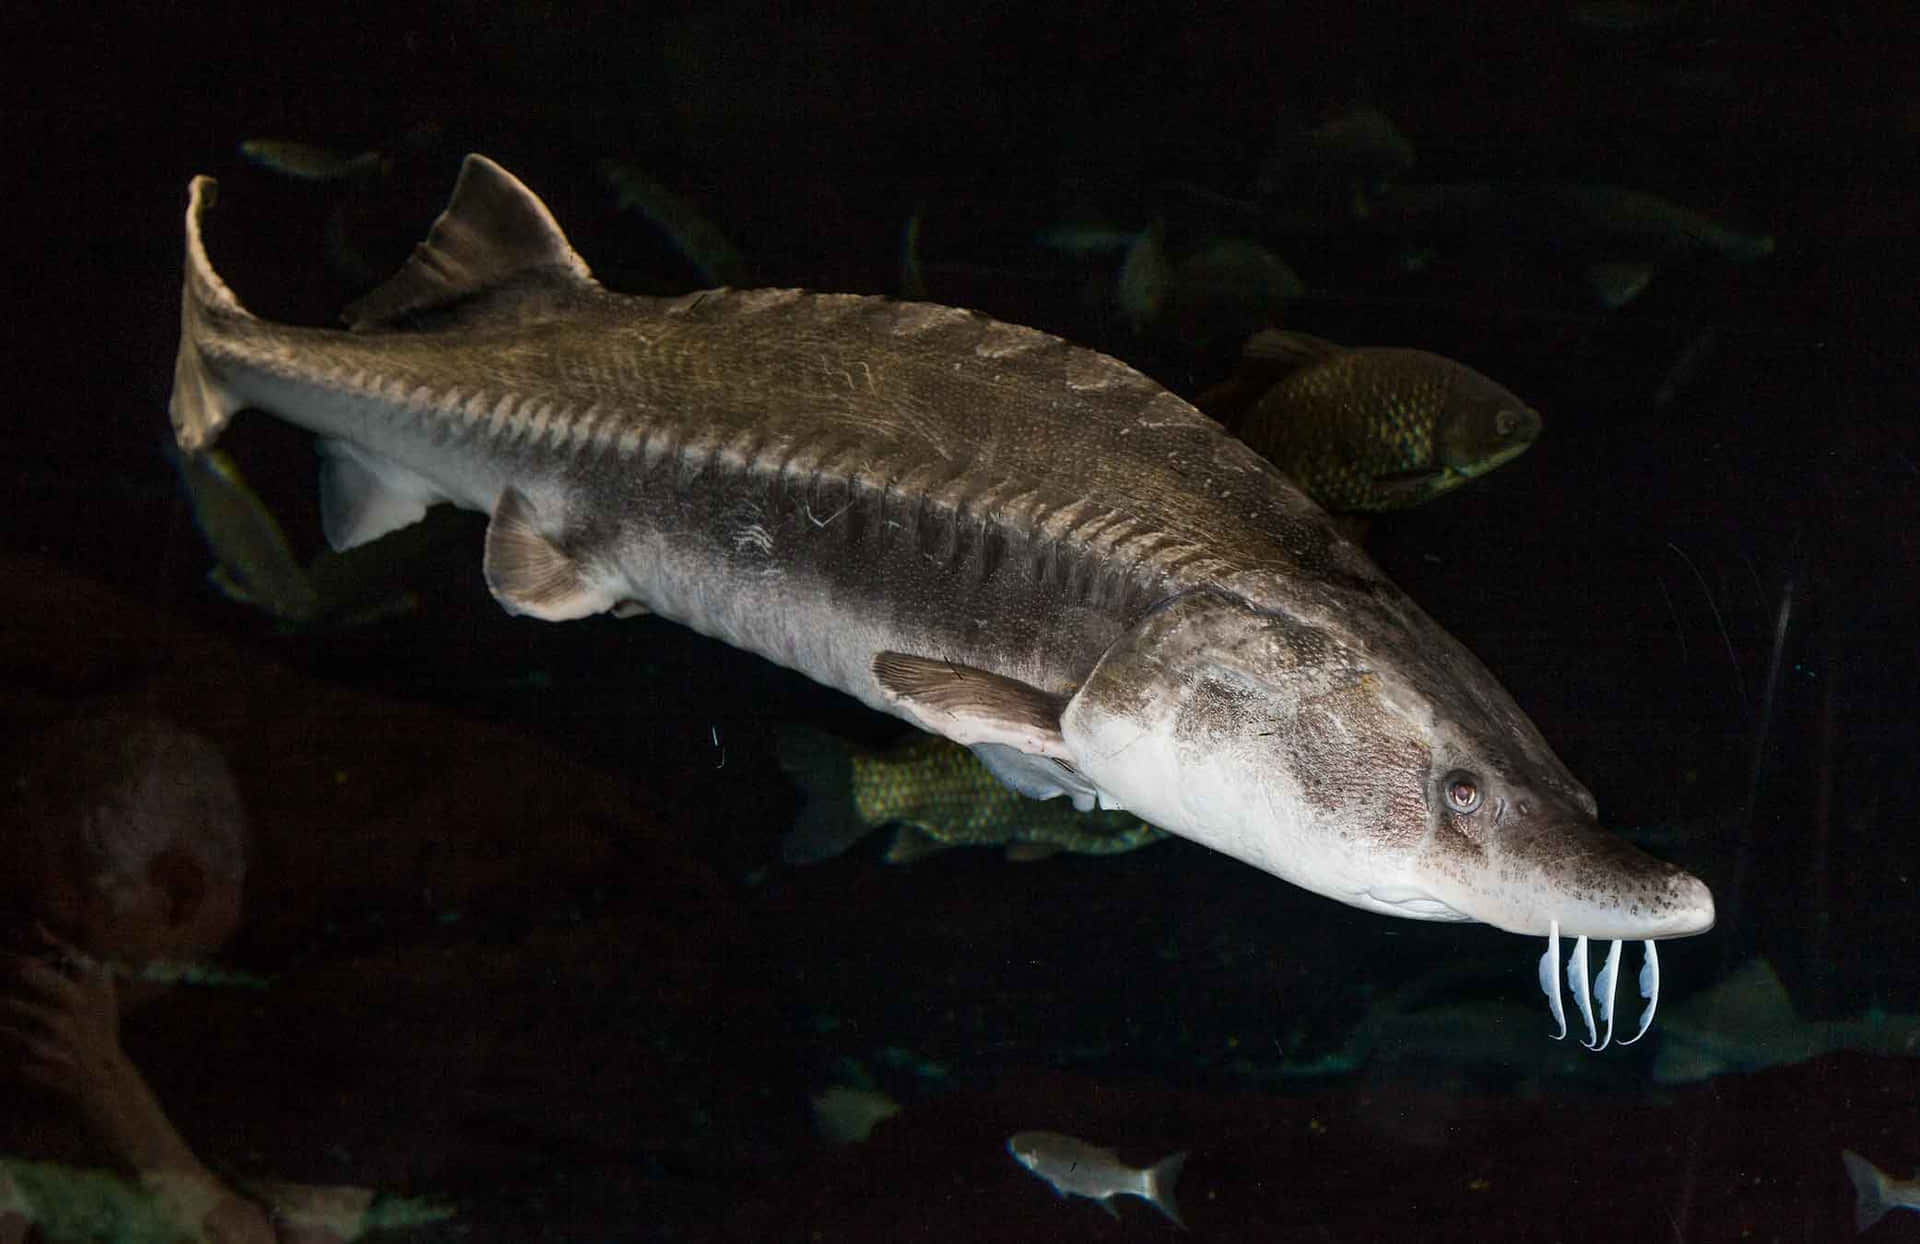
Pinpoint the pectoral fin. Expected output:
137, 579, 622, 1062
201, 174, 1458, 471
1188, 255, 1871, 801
870, 653, 1072, 758
483, 487, 624, 621
1368, 466, 1447, 506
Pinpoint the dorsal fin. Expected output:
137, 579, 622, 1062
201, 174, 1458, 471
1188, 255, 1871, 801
1241, 328, 1345, 369
1194, 329, 1347, 428
343, 153, 595, 331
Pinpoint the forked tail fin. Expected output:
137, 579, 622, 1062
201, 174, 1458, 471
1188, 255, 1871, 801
169, 175, 254, 453
775, 726, 876, 865
1842, 1149, 1890, 1232
1145, 1150, 1187, 1229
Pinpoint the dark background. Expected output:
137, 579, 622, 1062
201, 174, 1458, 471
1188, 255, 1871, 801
4, 3, 1917, 1240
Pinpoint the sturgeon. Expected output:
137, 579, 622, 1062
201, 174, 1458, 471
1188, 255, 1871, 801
169, 155, 1713, 1045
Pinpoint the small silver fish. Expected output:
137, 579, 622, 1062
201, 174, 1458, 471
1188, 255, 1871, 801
238, 138, 389, 183
175, 446, 322, 621
1007, 1130, 1186, 1227
174, 446, 427, 629
1842, 1149, 1920, 1232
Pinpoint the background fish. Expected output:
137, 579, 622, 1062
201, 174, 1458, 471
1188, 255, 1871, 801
239, 122, 444, 185
600, 159, 752, 288
239, 138, 389, 183
237, 122, 451, 289
174, 447, 322, 622
174, 447, 433, 630
1007, 1130, 1186, 1226
1346, 180, 1773, 306
1259, 104, 1415, 210
1245, 114, 1773, 309
0, 1157, 453, 1241
809, 1085, 903, 1145
1062, 220, 1305, 348
776, 727, 1167, 866
1198, 329, 1541, 513
1135, 236, 1306, 349
1650, 958, 1920, 1085
1530, 182, 1776, 264
1842, 1150, 1920, 1232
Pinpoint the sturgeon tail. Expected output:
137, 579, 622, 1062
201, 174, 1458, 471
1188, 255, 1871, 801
169, 176, 255, 453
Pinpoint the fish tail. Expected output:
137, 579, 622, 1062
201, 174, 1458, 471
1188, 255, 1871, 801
1144, 1150, 1187, 1229
776, 726, 874, 865
1841, 1149, 1890, 1232
170, 176, 255, 454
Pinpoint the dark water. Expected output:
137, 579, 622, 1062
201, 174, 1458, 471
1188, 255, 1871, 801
4, 4, 1917, 1240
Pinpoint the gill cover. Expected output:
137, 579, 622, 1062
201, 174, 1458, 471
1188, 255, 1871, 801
1061, 589, 1431, 893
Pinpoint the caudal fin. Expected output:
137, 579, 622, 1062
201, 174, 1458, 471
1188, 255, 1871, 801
776, 726, 875, 865
169, 176, 254, 453
1842, 1149, 1890, 1232
1144, 1150, 1188, 1230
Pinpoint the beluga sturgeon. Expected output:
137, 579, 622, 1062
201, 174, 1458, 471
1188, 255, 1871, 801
169, 155, 1714, 1047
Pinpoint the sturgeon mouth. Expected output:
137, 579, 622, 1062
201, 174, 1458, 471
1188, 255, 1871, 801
1415, 808, 1715, 1051
1423, 807, 1717, 943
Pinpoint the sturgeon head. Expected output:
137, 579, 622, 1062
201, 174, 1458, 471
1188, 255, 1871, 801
1059, 589, 1713, 942
1048, 587, 1711, 1046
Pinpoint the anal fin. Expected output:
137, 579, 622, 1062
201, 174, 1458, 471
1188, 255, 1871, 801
318, 438, 446, 550
884, 826, 952, 864
482, 487, 624, 621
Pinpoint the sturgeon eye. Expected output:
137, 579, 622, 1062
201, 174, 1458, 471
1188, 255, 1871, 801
1443, 770, 1483, 814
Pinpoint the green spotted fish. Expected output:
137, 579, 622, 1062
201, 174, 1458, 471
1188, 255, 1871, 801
1198, 329, 1541, 512
777, 727, 1167, 865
